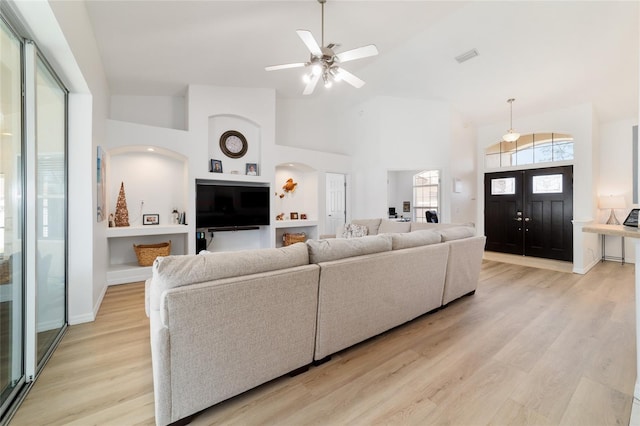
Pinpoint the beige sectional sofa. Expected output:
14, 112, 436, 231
146, 219, 485, 425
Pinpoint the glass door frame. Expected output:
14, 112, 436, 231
0, 12, 26, 419
24, 41, 68, 381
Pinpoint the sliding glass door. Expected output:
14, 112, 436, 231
0, 16, 24, 415
0, 10, 67, 421
34, 53, 67, 366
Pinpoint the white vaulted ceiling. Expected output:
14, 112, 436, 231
82, 0, 638, 126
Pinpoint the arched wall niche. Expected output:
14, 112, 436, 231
209, 114, 261, 175
107, 145, 188, 226
274, 162, 318, 222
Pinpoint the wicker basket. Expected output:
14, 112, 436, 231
133, 241, 171, 266
283, 232, 306, 246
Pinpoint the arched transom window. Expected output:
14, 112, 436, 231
485, 133, 573, 169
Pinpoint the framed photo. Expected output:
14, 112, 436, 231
403, 201, 410, 212
300, 213, 307, 220
290, 212, 299, 220
143, 214, 160, 225
210, 159, 223, 173
245, 163, 258, 176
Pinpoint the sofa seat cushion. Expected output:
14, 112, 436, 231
307, 234, 392, 263
438, 226, 476, 241
390, 230, 441, 250
378, 219, 411, 234
150, 242, 309, 310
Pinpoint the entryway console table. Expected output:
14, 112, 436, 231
582, 223, 631, 264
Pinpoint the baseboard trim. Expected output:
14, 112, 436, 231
573, 257, 599, 275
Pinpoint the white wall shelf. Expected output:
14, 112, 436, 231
106, 226, 189, 285
274, 220, 318, 229
106, 225, 189, 238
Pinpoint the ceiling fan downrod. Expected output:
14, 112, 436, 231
319, 0, 326, 47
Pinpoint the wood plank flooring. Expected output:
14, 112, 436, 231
10, 259, 636, 425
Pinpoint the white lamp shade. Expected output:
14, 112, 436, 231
599, 195, 626, 209
503, 130, 520, 142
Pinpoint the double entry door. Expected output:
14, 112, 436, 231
484, 166, 573, 261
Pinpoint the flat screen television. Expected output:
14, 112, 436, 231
196, 182, 270, 229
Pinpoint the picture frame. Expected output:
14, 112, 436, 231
210, 159, 223, 173
290, 212, 299, 220
300, 213, 307, 220
245, 163, 258, 176
143, 214, 160, 225
403, 201, 410, 212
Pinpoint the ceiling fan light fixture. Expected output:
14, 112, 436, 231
503, 98, 520, 142
311, 63, 322, 76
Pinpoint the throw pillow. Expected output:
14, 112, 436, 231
341, 223, 368, 238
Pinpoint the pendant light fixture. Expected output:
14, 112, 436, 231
503, 98, 520, 142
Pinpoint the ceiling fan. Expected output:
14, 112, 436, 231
265, 0, 379, 95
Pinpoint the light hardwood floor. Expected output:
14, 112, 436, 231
10, 259, 636, 425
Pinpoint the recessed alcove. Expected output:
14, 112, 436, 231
208, 114, 261, 175
274, 162, 319, 246
106, 145, 189, 284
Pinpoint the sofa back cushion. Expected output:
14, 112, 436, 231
152, 242, 309, 294
378, 219, 411, 234
390, 230, 441, 250
438, 226, 476, 241
307, 234, 392, 263
410, 222, 475, 232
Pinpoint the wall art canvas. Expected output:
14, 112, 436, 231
97, 145, 106, 222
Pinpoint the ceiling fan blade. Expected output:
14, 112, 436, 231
335, 45, 379, 63
303, 72, 321, 95
297, 30, 322, 56
335, 68, 365, 88
265, 62, 306, 71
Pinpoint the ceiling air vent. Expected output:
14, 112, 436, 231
455, 49, 479, 64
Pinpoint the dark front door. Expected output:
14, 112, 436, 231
484, 166, 573, 261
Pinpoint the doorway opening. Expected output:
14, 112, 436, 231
325, 173, 346, 236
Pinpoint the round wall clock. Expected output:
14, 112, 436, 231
219, 130, 248, 159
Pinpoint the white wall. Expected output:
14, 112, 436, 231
450, 110, 477, 224
598, 118, 638, 261
111, 95, 186, 130
276, 98, 349, 156
349, 96, 459, 222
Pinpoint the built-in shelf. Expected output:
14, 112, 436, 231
274, 220, 318, 229
106, 225, 189, 285
106, 225, 189, 238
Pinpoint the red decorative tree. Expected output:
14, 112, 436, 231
114, 182, 130, 227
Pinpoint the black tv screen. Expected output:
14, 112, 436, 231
196, 182, 270, 229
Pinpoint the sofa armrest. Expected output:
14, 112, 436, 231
145, 278, 151, 318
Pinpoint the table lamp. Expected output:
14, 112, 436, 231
599, 195, 626, 225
